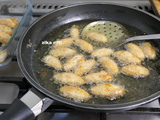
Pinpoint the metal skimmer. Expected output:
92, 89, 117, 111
81, 21, 128, 48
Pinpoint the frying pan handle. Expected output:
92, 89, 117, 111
0, 88, 53, 120
0, 98, 34, 120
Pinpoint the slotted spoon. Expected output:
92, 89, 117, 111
81, 21, 160, 48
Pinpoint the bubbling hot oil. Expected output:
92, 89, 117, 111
32, 20, 160, 104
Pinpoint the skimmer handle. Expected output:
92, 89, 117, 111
125, 34, 160, 43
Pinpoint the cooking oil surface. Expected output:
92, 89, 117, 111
32, 20, 160, 104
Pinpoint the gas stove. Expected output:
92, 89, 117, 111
0, 0, 160, 120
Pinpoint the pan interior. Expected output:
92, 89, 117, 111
32, 20, 160, 105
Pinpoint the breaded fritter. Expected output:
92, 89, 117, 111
125, 43, 145, 60
54, 72, 85, 86
52, 38, 73, 48
91, 48, 113, 58
90, 83, 125, 100
121, 64, 150, 78
87, 32, 107, 43
70, 25, 79, 40
49, 47, 76, 58
74, 39, 93, 53
113, 51, 141, 64
74, 59, 95, 76
99, 57, 119, 75
43, 55, 62, 70
60, 86, 91, 102
140, 42, 156, 59
64, 54, 84, 71
84, 71, 112, 84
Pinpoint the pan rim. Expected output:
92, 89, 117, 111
17, 2, 160, 111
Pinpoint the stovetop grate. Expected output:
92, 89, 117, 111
0, 0, 153, 15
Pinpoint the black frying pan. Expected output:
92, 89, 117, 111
1, 3, 160, 120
